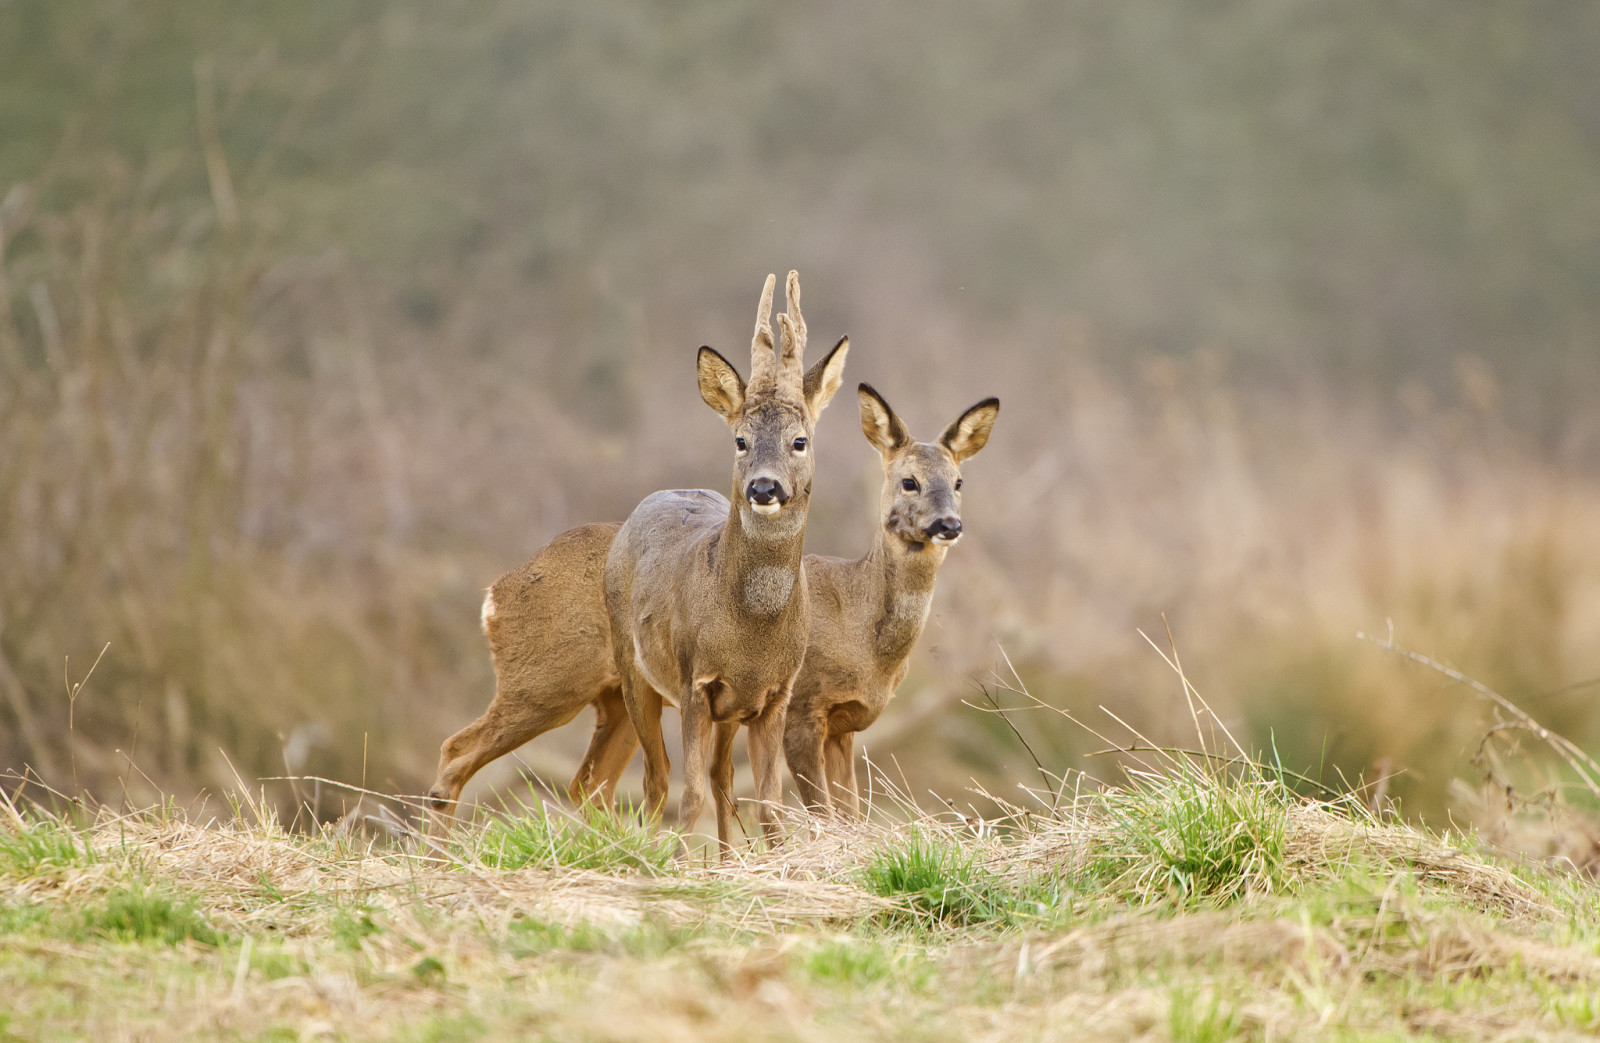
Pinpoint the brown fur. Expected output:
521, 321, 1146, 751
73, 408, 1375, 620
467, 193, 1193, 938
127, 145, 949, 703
606, 271, 847, 851
425, 522, 627, 834
782, 385, 999, 815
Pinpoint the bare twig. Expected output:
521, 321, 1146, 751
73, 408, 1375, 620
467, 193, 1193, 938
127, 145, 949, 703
1359, 630, 1600, 800
963, 680, 1058, 812
63, 642, 111, 798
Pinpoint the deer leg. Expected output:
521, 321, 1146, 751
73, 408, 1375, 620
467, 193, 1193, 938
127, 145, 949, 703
711, 720, 740, 857
567, 686, 638, 809
746, 699, 788, 846
427, 686, 585, 836
620, 671, 670, 822
677, 684, 712, 837
824, 730, 860, 819
783, 709, 830, 815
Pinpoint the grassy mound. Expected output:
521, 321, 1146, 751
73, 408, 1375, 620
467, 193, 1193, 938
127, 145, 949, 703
1, 755, 1596, 1042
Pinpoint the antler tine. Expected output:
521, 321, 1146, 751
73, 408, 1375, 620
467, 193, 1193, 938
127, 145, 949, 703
776, 269, 806, 381
752, 273, 777, 350
749, 273, 778, 387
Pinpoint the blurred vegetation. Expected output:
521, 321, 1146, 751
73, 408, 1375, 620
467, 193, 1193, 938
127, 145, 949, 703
2, 2, 1599, 835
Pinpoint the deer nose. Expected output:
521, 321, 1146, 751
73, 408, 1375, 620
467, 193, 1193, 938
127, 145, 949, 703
746, 477, 787, 507
748, 476, 787, 505
925, 517, 962, 543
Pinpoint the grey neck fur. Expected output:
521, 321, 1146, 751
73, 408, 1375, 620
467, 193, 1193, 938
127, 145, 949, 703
861, 523, 946, 661
717, 494, 809, 619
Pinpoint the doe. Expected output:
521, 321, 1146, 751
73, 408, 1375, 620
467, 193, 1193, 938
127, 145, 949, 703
782, 384, 999, 815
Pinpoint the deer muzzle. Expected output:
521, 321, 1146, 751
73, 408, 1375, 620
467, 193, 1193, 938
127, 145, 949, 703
746, 477, 789, 515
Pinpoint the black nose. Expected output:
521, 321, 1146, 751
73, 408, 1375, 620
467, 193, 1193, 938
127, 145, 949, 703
925, 517, 962, 541
747, 478, 787, 505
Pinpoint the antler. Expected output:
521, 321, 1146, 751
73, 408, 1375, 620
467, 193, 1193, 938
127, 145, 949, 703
776, 269, 806, 385
748, 273, 778, 390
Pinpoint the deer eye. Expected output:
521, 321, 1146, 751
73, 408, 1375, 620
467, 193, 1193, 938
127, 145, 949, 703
955, 478, 963, 491
792, 437, 808, 454
735, 437, 748, 453
901, 477, 919, 493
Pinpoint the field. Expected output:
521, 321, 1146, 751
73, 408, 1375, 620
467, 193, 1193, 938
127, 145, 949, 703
5, 7, 1600, 1039
5, 727, 1600, 1042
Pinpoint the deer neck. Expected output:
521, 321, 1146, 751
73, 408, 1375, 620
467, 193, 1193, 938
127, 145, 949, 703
862, 524, 945, 662
716, 496, 808, 619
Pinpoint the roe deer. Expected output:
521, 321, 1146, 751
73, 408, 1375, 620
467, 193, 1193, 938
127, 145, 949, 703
782, 384, 999, 816
605, 271, 847, 850
427, 382, 993, 837
424, 522, 631, 834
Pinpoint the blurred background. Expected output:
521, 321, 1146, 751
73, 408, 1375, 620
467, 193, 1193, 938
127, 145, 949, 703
3, 2, 1599, 850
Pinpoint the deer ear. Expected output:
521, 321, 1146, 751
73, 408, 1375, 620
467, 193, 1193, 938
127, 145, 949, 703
939, 397, 1000, 463
857, 383, 910, 457
697, 346, 745, 419
803, 336, 849, 418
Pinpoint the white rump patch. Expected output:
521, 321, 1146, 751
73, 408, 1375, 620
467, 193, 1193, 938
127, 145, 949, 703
480, 588, 497, 633
744, 565, 796, 616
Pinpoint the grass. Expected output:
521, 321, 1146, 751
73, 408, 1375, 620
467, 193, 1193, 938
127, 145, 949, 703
1167, 986, 1244, 1043
82, 881, 223, 946
0, 810, 94, 877
0, 755, 1595, 1042
1087, 758, 1290, 905
860, 827, 1070, 928
468, 796, 680, 874
0, 878, 222, 947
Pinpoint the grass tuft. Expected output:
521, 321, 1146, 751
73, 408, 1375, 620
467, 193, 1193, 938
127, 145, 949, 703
83, 882, 223, 947
861, 828, 1068, 928
1087, 758, 1290, 905
471, 798, 679, 875
0, 812, 95, 877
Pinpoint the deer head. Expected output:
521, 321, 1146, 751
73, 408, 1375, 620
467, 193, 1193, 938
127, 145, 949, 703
696, 271, 849, 535
858, 383, 1000, 553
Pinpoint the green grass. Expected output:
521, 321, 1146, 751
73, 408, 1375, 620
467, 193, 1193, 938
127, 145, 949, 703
0, 881, 222, 947
1087, 756, 1291, 905
0, 813, 95, 877
82, 882, 223, 947
799, 938, 908, 988
863, 829, 1013, 926
470, 797, 680, 874
328, 899, 382, 950
1168, 986, 1245, 1043
0, 900, 57, 936
0, 815, 216, 948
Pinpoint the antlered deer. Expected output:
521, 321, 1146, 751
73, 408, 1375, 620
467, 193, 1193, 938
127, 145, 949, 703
424, 273, 844, 841
605, 271, 847, 850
